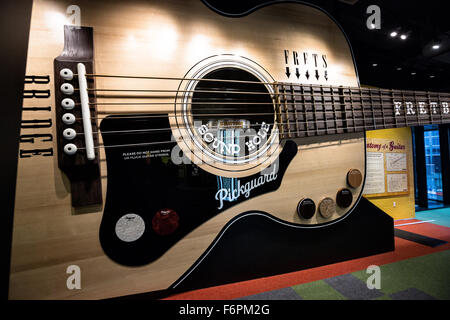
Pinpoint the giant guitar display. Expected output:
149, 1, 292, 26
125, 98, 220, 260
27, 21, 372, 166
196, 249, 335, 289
10, 0, 449, 299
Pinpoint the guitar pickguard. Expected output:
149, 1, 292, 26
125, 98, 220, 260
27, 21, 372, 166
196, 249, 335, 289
99, 115, 297, 266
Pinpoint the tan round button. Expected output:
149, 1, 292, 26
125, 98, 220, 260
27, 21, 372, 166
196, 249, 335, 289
319, 197, 335, 219
347, 169, 362, 188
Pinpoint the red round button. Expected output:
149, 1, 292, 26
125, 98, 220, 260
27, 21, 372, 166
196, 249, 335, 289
152, 209, 179, 236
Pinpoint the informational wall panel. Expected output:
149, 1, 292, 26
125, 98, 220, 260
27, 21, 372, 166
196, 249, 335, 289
363, 127, 415, 220
364, 136, 410, 197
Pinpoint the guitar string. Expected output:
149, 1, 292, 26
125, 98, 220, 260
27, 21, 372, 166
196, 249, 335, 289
77, 108, 450, 121
61, 74, 450, 150
83, 88, 450, 99
74, 119, 450, 151
75, 113, 447, 137
78, 73, 450, 98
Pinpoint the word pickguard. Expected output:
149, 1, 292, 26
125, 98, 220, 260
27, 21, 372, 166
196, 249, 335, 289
99, 115, 297, 266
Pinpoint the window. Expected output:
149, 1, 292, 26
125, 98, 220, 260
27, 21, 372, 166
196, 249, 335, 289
424, 125, 443, 201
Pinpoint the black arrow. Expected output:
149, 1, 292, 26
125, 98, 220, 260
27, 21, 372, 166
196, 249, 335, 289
324, 70, 328, 81
315, 69, 319, 80
295, 68, 300, 79
305, 70, 310, 79
285, 67, 291, 78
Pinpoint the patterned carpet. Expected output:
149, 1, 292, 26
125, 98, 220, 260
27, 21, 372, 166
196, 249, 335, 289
165, 213, 450, 300
237, 250, 450, 300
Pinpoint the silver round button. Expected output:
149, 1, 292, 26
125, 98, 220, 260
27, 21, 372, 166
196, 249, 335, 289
115, 214, 145, 242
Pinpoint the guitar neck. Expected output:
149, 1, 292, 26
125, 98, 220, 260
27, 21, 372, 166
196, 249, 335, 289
275, 83, 450, 139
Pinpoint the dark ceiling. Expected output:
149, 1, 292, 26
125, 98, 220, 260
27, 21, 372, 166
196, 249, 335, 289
204, 0, 450, 92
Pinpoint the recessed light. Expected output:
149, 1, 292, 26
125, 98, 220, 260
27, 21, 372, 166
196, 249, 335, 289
429, 75, 435, 78
432, 44, 440, 49
390, 31, 398, 37
411, 72, 416, 75
372, 63, 378, 67
400, 34, 407, 40
396, 67, 402, 71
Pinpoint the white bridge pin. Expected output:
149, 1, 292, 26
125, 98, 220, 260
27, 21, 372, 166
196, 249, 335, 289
63, 128, 76, 140
60, 68, 74, 80
60, 83, 74, 95
64, 143, 77, 155
61, 98, 75, 110
62, 113, 76, 125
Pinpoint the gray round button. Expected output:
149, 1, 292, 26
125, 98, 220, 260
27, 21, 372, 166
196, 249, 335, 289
115, 213, 145, 242
319, 197, 335, 219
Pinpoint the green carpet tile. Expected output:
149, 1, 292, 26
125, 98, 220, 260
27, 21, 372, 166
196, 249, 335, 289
290, 250, 450, 300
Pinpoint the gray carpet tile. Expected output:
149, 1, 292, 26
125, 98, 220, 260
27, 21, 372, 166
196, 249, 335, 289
323, 273, 384, 300
235, 287, 302, 300
390, 288, 437, 300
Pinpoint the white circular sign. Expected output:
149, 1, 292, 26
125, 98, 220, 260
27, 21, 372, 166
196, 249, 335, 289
115, 213, 145, 242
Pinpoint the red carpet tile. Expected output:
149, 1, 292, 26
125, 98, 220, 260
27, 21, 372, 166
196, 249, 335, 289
164, 221, 450, 300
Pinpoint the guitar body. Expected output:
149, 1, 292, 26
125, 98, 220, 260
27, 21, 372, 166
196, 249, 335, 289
11, 0, 367, 299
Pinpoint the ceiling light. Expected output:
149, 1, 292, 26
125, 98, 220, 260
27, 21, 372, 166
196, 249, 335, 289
429, 75, 435, 78
411, 72, 416, 75
390, 31, 398, 37
372, 63, 377, 67
400, 34, 407, 40
432, 44, 440, 49
396, 67, 402, 71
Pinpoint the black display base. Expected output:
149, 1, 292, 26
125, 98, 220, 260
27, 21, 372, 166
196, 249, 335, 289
113, 197, 394, 300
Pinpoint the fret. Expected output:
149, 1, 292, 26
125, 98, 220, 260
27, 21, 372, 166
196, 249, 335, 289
416, 91, 429, 127
359, 87, 370, 130
348, 89, 356, 133
431, 92, 442, 125
290, 85, 301, 138
393, 89, 406, 128
413, 91, 420, 126
438, 92, 444, 124
379, 88, 386, 129
443, 94, 450, 124
368, 89, 377, 130
331, 86, 340, 134
384, 90, 395, 129
320, 86, 330, 135
281, 84, 292, 138
390, 89, 397, 129
338, 87, 348, 133
439, 93, 450, 124
426, 91, 433, 125
400, 90, 409, 127
310, 84, 319, 136
300, 85, 311, 137
273, 83, 285, 137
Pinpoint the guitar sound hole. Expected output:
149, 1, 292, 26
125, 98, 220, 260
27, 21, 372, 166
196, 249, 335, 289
191, 67, 275, 159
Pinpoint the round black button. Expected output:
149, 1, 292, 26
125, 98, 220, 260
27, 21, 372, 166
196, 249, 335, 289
297, 198, 316, 219
336, 188, 353, 208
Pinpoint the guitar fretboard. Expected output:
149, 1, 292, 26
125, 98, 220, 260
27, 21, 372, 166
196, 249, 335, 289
276, 84, 450, 139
